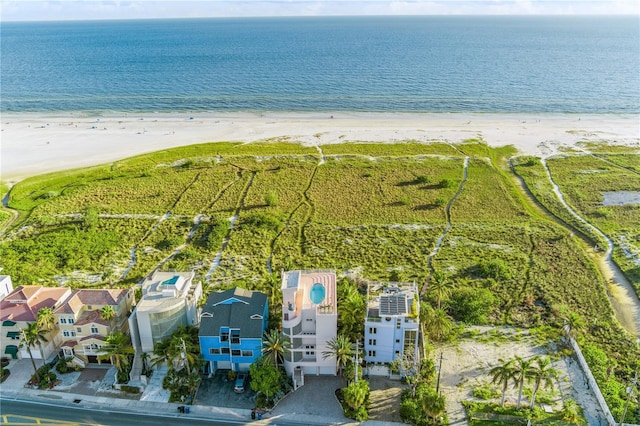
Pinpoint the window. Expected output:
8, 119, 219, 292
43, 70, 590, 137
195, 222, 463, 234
220, 329, 229, 342
91, 344, 99, 350
368, 327, 377, 334
71, 331, 76, 336
76, 327, 82, 333
60, 318, 67, 324
63, 330, 70, 337
368, 351, 376, 357
304, 344, 315, 356
242, 350, 253, 357
91, 326, 99, 334
396, 318, 401, 329
404, 329, 418, 349
209, 348, 221, 355
231, 349, 241, 356
230, 330, 240, 344
396, 339, 400, 343
368, 339, 376, 346
221, 347, 230, 354
69, 318, 75, 324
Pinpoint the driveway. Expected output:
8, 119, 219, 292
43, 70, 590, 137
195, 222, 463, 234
194, 370, 257, 409
272, 375, 345, 420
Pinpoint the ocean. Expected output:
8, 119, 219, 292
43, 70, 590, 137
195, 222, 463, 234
1, 16, 638, 114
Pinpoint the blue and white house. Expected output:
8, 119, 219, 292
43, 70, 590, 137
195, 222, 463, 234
364, 281, 420, 377
199, 287, 268, 374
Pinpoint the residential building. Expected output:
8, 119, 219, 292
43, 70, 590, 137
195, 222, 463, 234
281, 270, 337, 377
55, 289, 134, 365
199, 287, 268, 374
129, 271, 202, 353
0, 285, 72, 361
364, 281, 420, 377
0, 274, 14, 300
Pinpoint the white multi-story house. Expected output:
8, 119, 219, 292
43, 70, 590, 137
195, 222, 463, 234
281, 269, 337, 378
0, 274, 14, 300
0, 286, 72, 361
364, 281, 420, 377
129, 271, 202, 353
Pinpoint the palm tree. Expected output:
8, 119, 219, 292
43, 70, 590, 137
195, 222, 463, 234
424, 308, 455, 342
490, 358, 516, 407
37, 307, 56, 332
21, 322, 48, 383
338, 285, 365, 342
151, 338, 173, 369
97, 332, 134, 379
262, 328, 289, 366
421, 387, 446, 423
429, 271, 453, 309
322, 334, 353, 384
529, 356, 558, 409
514, 356, 533, 409
100, 305, 116, 323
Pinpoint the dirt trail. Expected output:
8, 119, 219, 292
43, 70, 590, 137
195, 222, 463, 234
540, 157, 640, 336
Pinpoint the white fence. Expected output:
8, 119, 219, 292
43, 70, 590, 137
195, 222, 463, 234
568, 336, 639, 426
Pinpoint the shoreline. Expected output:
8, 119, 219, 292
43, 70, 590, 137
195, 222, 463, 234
1, 111, 639, 184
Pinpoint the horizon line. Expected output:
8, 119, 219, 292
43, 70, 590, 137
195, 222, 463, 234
3, 12, 638, 23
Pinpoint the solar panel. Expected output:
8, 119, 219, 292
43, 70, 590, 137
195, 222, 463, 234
379, 294, 407, 316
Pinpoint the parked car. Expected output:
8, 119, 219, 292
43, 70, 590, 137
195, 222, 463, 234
234, 373, 248, 393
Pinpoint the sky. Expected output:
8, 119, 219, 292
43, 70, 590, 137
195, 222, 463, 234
0, 0, 638, 21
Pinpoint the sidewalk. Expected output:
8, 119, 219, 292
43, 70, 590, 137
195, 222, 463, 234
1, 360, 403, 425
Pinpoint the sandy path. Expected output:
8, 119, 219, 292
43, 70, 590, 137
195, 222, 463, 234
1, 111, 638, 183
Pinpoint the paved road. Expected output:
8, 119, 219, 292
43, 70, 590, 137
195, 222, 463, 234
0, 398, 242, 426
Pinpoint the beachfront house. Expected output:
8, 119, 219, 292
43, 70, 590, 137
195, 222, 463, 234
364, 281, 420, 377
0, 274, 14, 300
0, 286, 72, 361
199, 287, 268, 374
55, 289, 134, 367
128, 271, 202, 354
281, 269, 337, 381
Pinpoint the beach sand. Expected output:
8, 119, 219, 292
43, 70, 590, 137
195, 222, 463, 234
1, 111, 638, 183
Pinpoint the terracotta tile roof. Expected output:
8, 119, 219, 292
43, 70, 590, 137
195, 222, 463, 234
79, 334, 106, 342
0, 286, 71, 322
55, 289, 129, 315
75, 309, 109, 326
60, 340, 78, 348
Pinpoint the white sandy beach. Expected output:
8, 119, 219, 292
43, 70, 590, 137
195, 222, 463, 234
1, 111, 639, 183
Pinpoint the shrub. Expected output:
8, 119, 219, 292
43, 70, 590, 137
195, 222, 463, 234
56, 356, 75, 374
416, 175, 431, 184
120, 385, 141, 394
1, 367, 10, 383
472, 383, 500, 400
264, 190, 278, 206
439, 178, 456, 188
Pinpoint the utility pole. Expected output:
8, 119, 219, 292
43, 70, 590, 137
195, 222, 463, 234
436, 352, 444, 394
354, 340, 359, 384
620, 371, 638, 425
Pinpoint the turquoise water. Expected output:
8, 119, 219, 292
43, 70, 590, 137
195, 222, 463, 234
1, 16, 638, 113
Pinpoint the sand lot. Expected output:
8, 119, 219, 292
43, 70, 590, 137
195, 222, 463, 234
437, 327, 605, 425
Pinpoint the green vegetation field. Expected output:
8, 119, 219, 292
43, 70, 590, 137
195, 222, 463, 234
1, 139, 639, 420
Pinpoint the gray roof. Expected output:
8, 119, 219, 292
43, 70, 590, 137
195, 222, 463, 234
199, 287, 267, 339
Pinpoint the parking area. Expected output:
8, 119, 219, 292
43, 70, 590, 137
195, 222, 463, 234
194, 371, 257, 409
271, 375, 345, 419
